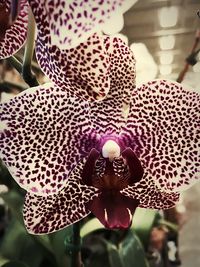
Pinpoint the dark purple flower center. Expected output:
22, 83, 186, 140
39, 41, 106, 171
81, 144, 144, 229
0, 3, 10, 40
0, 0, 20, 40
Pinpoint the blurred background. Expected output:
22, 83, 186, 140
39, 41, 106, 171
0, 0, 200, 267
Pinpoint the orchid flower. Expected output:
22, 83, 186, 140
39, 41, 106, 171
0, 0, 200, 235
0, 62, 199, 234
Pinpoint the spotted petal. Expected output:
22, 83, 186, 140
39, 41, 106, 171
89, 35, 136, 135
35, 28, 136, 101
0, 83, 99, 195
36, 33, 112, 101
29, 0, 136, 50
121, 79, 200, 194
0, 0, 28, 59
23, 162, 99, 234
28, 0, 136, 101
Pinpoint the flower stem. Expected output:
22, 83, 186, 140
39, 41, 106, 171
22, 7, 39, 87
176, 29, 200, 83
7, 56, 23, 74
71, 222, 83, 267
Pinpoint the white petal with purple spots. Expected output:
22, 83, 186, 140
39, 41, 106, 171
32, 0, 137, 49
0, 83, 99, 195
23, 161, 99, 234
121, 79, 200, 193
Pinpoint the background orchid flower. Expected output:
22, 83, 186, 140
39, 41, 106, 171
0, 74, 199, 234
29, 0, 137, 49
0, 0, 137, 98
31, 0, 137, 101
0, 0, 28, 58
0, 0, 137, 100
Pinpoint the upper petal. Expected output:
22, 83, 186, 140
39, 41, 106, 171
23, 161, 99, 234
29, 0, 136, 101
0, 0, 28, 59
30, 0, 136, 49
35, 33, 111, 101
0, 83, 99, 195
121, 79, 200, 192
89, 36, 136, 135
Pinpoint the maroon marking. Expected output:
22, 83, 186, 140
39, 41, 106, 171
86, 191, 139, 229
0, 3, 10, 40
122, 148, 144, 184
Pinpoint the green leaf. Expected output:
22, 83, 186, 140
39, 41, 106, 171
131, 208, 159, 249
158, 219, 178, 232
1, 190, 24, 224
1, 261, 28, 267
83, 236, 110, 267
103, 240, 124, 267
0, 219, 44, 267
1, 189, 53, 254
80, 218, 105, 238
119, 230, 149, 267
49, 227, 72, 267
0, 256, 9, 266
0, 161, 13, 188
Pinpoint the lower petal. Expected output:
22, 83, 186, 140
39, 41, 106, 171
23, 162, 99, 234
121, 172, 180, 210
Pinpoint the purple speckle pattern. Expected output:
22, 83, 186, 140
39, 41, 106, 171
89, 36, 136, 134
0, 0, 28, 59
121, 80, 200, 197
30, 0, 134, 49
36, 33, 111, 101
0, 83, 99, 195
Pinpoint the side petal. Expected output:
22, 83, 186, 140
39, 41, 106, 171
23, 162, 99, 234
0, 83, 99, 195
121, 79, 200, 192
121, 172, 180, 210
121, 147, 144, 184
89, 36, 136, 135
30, 0, 136, 49
0, 0, 28, 59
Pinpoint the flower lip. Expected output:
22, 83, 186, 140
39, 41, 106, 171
86, 192, 139, 229
82, 146, 141, 229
